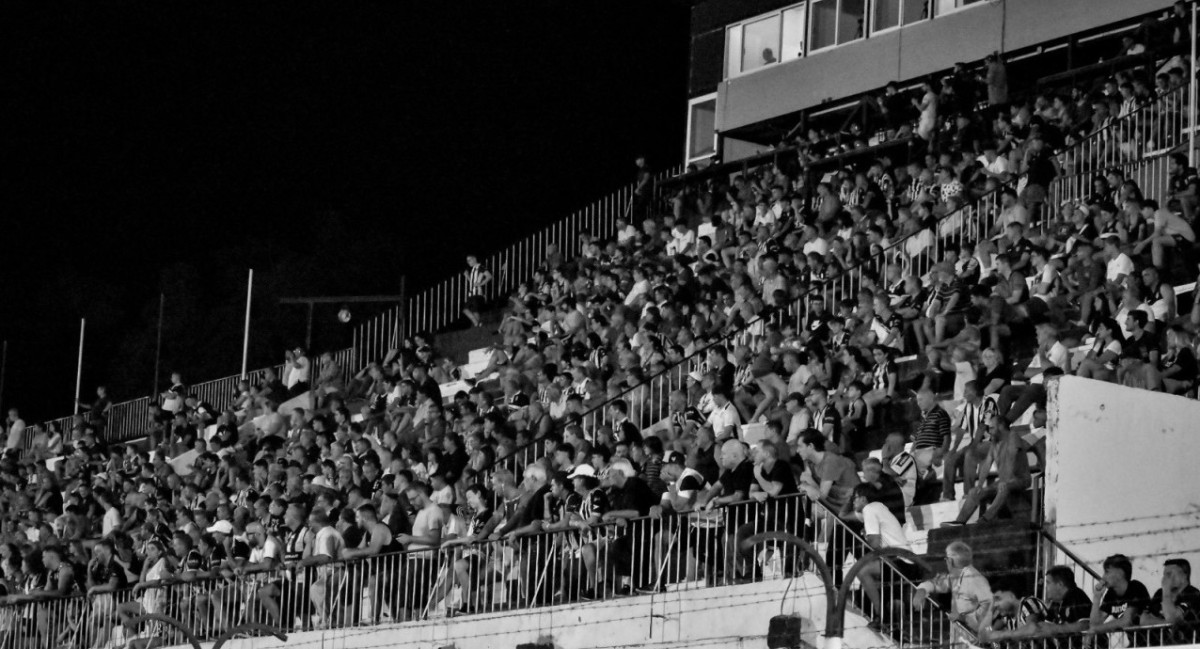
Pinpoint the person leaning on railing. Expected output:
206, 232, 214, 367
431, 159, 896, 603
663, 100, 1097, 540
913, 541, 993, 633
1083, 554, 1152, 647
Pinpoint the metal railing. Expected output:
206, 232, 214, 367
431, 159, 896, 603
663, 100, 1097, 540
0, 493, 811, 646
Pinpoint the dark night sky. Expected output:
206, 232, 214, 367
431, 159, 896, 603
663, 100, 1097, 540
0, 1, 690, 421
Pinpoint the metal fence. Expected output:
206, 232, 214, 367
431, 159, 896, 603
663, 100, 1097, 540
0, 493, 959, 649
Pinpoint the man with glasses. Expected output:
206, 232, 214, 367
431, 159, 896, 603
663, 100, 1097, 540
914, 541, 993, 632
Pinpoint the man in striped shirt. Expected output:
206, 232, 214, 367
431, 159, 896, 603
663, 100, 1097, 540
978, 577, 1049, 643
912, 388, 952, 480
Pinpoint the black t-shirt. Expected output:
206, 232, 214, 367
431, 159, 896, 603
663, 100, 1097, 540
1165, 348, 1198, 381
978, 363, 1013, 392
719, 461, 756, 500
696, 444, 720, 485
89, 558, 129, 591
1146, 585, 1200, 623
1101, 580, 1152, 623
609, 477, 655, 516
760, 460, 798, 496
1046, 586, 1093, 626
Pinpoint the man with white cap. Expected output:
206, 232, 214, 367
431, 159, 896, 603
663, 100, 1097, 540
602, 459, 656, 595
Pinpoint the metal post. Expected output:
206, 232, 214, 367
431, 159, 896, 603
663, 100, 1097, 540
241, 269, 253, 378
305, 301, 314, 352
74, 319, 85, 414
152, 293, 164, 398
0, 340, 7, 410
398, 275, 407, 344
1191, 1, 1197, 166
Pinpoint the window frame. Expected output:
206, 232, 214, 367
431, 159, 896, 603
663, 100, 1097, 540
724, 1, 810, 79
685, 93, 719, 166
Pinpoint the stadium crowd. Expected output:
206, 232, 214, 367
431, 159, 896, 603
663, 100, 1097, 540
0, 22, 1198, 649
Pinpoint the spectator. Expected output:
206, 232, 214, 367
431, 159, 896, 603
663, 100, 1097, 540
1040, 565, 1095, 636
978, 577, 1049, 643
914, 541, 993, 632
1142, 558, 1200, 628
1087, 553, 1153, 643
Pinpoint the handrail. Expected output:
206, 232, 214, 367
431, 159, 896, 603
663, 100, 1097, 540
1038, 527, 1105, 582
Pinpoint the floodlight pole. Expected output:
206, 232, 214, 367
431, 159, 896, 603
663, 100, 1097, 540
241, 269, 253, 379
74, 319, 86, 414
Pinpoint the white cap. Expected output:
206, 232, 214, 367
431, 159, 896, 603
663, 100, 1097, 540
312, 476, 332, 489
432, 486, 456, 506
206, 520, 234, 535
567, 464, 596, 479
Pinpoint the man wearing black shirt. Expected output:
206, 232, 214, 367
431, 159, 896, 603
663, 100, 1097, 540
725, 441, 799, 581
1041, 565, 1093, 636
603, 459, 657, 593
1143, 558, 1200, 631
1088, 554, 1152, 642
706, 345, 736, 393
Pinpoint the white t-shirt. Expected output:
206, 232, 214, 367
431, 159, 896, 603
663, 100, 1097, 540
862, 502, 909, 550
706, 402, 741, 438
4, 419, 26, 451
803, 237, 830, 258
1106, 253, 1135, 282
102, 507, 122, 537
1029, 341, 1070, 384
409, 504, 446, 551
313, 526, 345, 560
249, 537, 282, 565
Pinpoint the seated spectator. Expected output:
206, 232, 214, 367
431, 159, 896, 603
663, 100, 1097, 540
1086, 554, 1153, 643
1040, 565, 1094, 636
1142, 558, 1200, 629
977, 576, 1049, 643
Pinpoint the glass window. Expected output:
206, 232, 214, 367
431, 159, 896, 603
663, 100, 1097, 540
688, 99, 717, 161
781, 5, 808, 62
726, 25, 743, 78
903, 0, 930, 24
741, 14, 782, 72
935, 0, 983, 15
873, 0, 900, 33
837, 0, 866, 44
809, 0, 837, 51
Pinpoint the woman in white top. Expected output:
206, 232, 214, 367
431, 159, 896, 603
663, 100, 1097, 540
1075, 317, 1124, 383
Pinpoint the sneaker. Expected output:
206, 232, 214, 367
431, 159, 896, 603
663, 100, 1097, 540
940, 520, 966, 527
580, 587, 596, 601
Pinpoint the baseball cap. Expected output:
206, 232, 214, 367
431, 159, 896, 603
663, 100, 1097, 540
206, 520, 234, 535
665, 451, 686, 466
311, 476, 332, 489
567, 464, 596, 479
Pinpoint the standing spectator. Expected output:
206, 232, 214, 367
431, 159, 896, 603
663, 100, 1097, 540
851, 483, 915, 627
914, 541, 993, 632
914, 80, 939, 144
3, 408, 26, 453
462, 255, 494, 328
911, 388, 951, 480
301, 509, 344, 629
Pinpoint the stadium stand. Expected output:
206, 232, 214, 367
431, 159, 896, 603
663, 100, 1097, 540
1, 4, 1200, 649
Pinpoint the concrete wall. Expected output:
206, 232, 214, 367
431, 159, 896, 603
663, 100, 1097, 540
182, 575, 890, 649
717, 0, 1174, 132
1045, 376, 1200, 591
